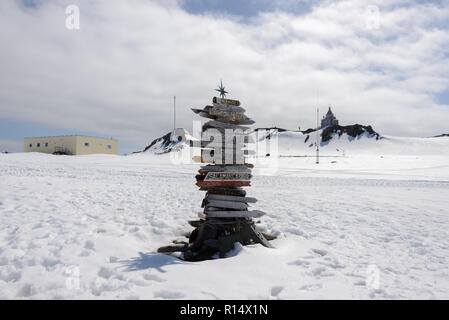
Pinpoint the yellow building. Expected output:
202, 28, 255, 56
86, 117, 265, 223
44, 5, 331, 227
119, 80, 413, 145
24, 135, 118, 155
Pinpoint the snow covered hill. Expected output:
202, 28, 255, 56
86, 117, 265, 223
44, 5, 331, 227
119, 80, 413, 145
140, 123, 449, 158
139, 128, 193, 154
260, 128, 449, 157
253, 124, 382, 157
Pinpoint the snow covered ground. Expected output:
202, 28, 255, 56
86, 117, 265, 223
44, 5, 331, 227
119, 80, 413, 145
1, 141, 449, 299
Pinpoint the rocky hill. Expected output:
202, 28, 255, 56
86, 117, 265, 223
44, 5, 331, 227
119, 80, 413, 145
138, 128, 190, 154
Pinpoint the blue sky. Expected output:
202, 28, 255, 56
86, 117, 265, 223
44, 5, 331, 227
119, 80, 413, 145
1, 0, 448, 154
180, 0, 316, 18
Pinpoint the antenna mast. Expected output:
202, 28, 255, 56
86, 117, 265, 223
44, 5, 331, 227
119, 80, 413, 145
173, 96, 176, 131
316, 107, 320, 164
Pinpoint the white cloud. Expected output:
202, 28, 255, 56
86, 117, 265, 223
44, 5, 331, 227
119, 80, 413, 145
0, 0, 448, 152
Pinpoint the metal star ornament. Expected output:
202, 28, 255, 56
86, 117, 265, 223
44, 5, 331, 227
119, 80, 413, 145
215, 80, 228, 98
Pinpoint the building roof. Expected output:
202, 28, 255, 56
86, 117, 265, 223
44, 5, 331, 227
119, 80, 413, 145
24, 135, 117, 141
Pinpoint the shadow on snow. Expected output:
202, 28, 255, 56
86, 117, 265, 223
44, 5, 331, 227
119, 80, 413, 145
120, 251, 187, 273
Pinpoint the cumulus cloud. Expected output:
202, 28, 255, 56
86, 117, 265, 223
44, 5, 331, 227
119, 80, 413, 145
0, 0, 448, 152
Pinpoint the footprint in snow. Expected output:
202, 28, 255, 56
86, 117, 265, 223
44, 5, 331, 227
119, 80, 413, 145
0, 271, 21, 282
41, 258, 60, 270
98, 267, 114, 279
84, 240, 95, 250
298, 283, 322, 291
79, 250, 90, 257
311, 267, 327, 276
143, 273, 166, 283
369, 289, 387, 298
0, 257, 9, 266
153, 290, 185, 299
288, 259, 311, 267
16, 283, 36, 297
311, 249, 328, 256
32, 223, 43, 229
270, 286, 284, 297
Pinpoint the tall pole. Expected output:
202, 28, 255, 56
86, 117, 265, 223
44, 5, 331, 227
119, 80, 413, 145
173, 96, 176, 131
316, 107, 319, 164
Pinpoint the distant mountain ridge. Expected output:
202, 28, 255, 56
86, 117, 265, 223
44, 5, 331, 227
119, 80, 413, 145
140, 124, 382, 154
137, 125, 449, 156
255, 123, 381, 144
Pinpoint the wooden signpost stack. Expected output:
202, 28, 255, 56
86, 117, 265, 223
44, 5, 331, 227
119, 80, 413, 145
158, 84, 275, 261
